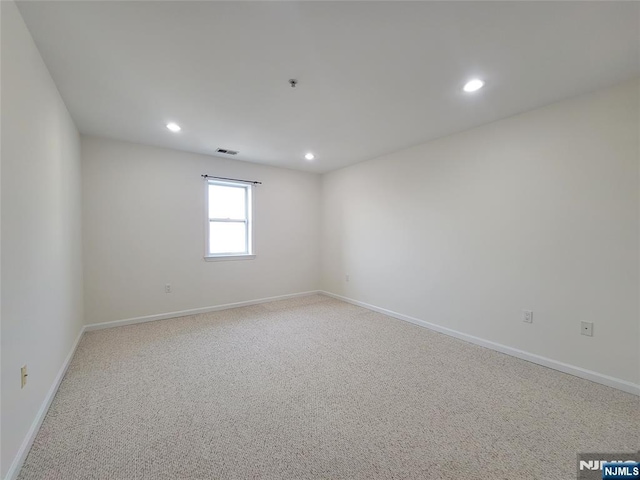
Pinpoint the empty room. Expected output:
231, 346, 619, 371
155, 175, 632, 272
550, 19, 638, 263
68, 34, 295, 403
1, 1, 638, 479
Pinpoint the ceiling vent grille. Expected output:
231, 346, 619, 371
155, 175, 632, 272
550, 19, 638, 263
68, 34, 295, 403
216, 148, 238, 156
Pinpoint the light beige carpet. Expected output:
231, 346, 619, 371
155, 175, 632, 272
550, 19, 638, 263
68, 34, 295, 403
18, 295, 638, 479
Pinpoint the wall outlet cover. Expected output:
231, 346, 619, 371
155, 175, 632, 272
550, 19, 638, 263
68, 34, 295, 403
581, 321, 594, 337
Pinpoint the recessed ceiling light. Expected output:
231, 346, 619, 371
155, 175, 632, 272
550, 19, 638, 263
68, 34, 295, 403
305, 153, 315, 161
463, 79, 484, 93
166, 122, 181, 132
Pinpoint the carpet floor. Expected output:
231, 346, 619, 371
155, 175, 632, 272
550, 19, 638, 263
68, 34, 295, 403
18, 295, 638, 479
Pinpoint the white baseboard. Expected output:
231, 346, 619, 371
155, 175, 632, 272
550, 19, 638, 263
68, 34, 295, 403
4, 326, 85, 480
5, 290, 321, 480
7, 288, 635, 479
320, 291, 640, 396
84, 290, 322, 331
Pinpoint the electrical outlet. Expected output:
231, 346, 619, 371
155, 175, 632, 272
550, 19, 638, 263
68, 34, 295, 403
522, 310, 533, 323
21, 365, 28, 388
345, 274, 350, 282
165, 284, 171, 294
581, 321, 593, 337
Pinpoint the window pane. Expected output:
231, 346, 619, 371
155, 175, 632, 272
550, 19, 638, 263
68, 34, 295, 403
209, 222, 246, 254
209, 184, 246, 219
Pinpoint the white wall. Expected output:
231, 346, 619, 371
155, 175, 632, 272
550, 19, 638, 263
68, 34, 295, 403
322, 79, 640, 386
81, 136, 321, 325
1, 2, 84, 477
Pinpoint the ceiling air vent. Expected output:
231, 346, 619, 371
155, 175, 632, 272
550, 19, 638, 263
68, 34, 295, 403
216, 148, 238, 156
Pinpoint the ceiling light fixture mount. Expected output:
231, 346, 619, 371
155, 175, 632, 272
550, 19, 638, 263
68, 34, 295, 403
304, 153, 315, 161
166, 122, 181, 132
463, 79, 485, 93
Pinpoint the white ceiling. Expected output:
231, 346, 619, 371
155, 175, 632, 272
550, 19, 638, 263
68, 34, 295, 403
17, 1, 639, 173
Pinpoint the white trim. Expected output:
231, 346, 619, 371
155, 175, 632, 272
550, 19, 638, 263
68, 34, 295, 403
4, 327, 85, 480
204, 254, 255, 262
319, 291, 640, 396
9, 289, 634, 480
84, 291, 321, 331
205, 179, 254, 258
6, 290, 321, 479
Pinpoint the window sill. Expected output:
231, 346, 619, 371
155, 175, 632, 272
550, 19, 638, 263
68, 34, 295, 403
204, 254, 256, 262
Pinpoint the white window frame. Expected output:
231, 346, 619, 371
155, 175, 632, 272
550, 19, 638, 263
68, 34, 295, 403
204, 179, 255, 261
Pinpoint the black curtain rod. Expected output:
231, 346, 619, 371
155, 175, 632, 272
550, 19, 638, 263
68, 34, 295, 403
201, 174, 262, 185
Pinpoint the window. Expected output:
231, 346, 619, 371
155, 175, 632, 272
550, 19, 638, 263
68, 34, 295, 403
205, 180, 254, 260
